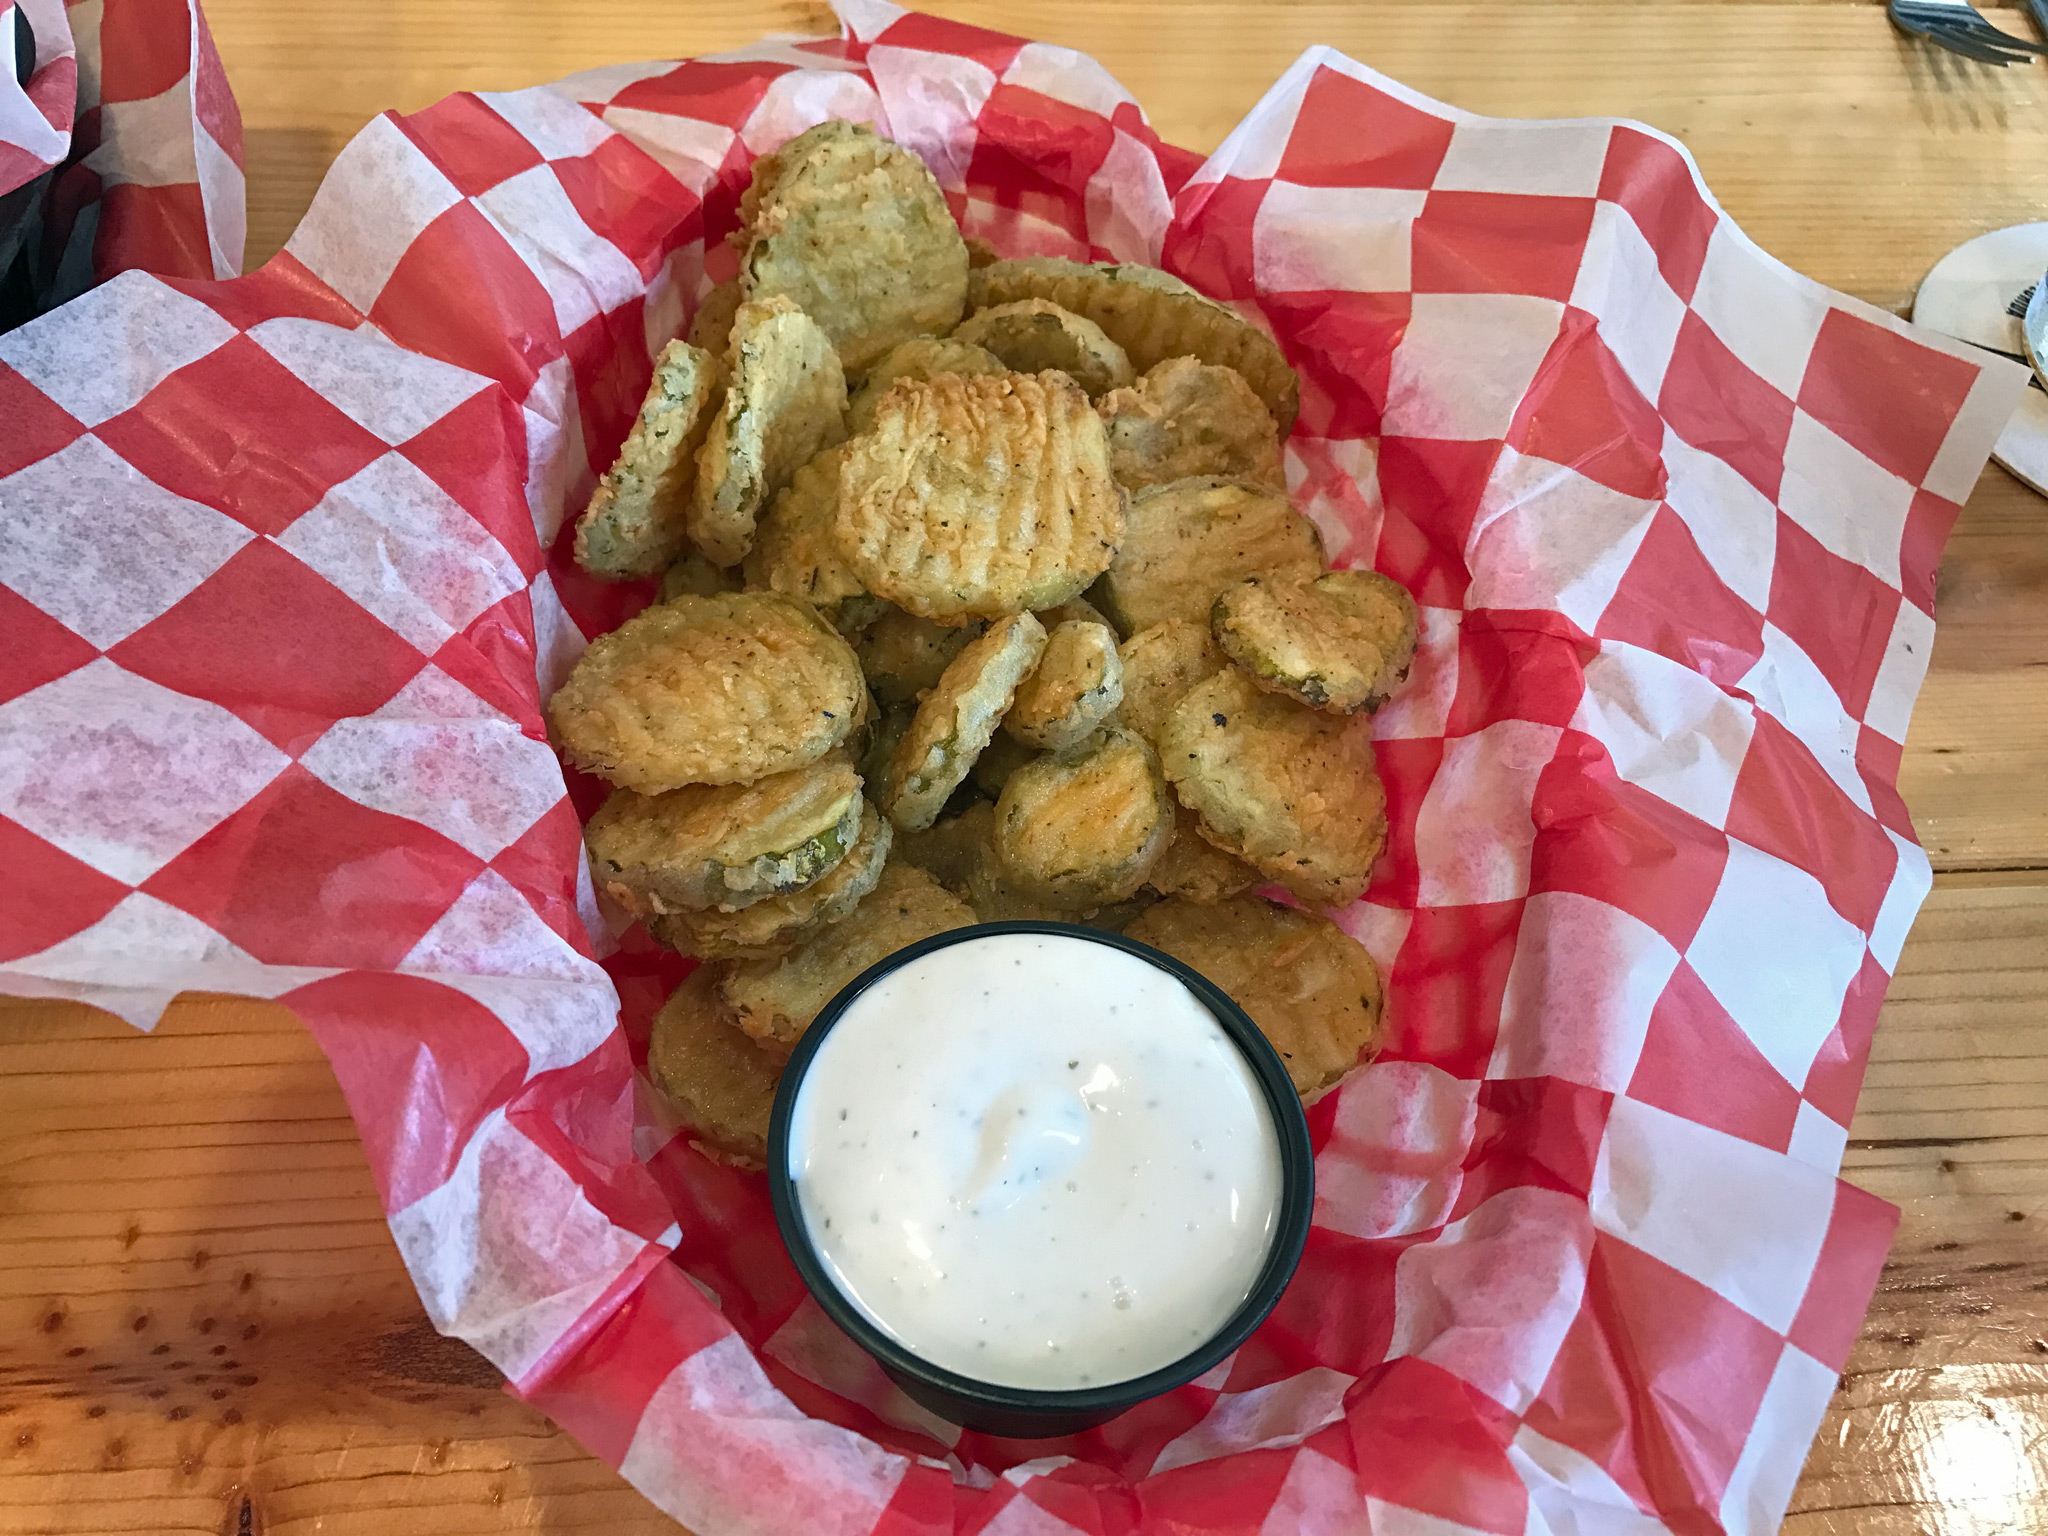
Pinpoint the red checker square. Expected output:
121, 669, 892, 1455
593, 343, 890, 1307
434, 592, 546, 732
1598, 127, 1717, 302
1445, 616, 1597, 737
191, 9, 242, 164
1766, 513, 1901, 720
876, 11, 1025, 73
965, 84, 1115, 247
398, 92, 547, 198
1372, 434, 1496, 609
1122, 106, 1203, 199
1526, 1235, 1785, 1533
1268, 288, 1410, 441
1662, 309, 1794, 501
167, 254, 367, 332
0, 362, 86, 477
1078, 1383, 1221, 1483
517, 1258, 736, 1467
566, 303, 655, 488
1659, 311, 1796, 503
369, 201, 564, 398
0, 814, 130, 963
1595, 505, 1766, 690
1344, 1359, 1528, 1535
95, 0, 190, 103
1368, 735, 1444, 909
1458, 1077, 1613, 1219
1899, 487, 1961, 617
548, 531, 661, 642
1627, 960, 1802, 1151
107, 539, 426, 755
283, 970, 528, 1214
0, 586, 99, 708
602, 932, 693, 1069
511, 1043, 672, 1239
1508, 308, 1667, 500
697, 133, 762, 254
142, 763, 483, 969
1530, 742, 1730, 951
1161, 173, 1268, 303
93, 181, 213, 285
653, 1142, 807, 1345
1277, 65, 1455, 189
552, 135, 696, 281
1798, 309, 1980, 487
866, 1464, 956, 1536
1124, 1445, 1298, 1532
610, 61, 787, 126
1787, 1180, 1899, 1370
1801, 951, 1889, 1128
402, 388, 541, 574
1725, 714, 1896, 933
1856, 726, 1914, 840
93, 334, 388, 535
1413, 191, 1597, 303
489, 799, 593, 957
1253, 1227, 1410, 1377
1384, 900, 1525, 1080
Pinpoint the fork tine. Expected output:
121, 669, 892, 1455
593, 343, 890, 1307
1895, 3, 2048, 51
1893, 14, 2027, 62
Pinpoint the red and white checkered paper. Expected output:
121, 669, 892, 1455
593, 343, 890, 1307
0, 3, 2023, 1531
1, 0, 244, 302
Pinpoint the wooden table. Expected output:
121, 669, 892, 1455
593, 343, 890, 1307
2, 2, 2044, 1531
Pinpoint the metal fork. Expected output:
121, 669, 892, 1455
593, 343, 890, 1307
1889, 0, 2048, 64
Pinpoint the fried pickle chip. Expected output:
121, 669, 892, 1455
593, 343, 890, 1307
969, 257, 1299, 432
573, 340, 723, 581
1146, 804, 1260, 905
1125, 896, 1384, 1097
886, 612, 1048, 831
739, 119, 968, 374
1034, 593, 1111, 631
646, 964, 781, 1166
857, 699, 914, 807
659, 550, 741, 603
836, 371, 1124, 623
845, 336, 1006, 435
857, 608, 983, 706
720, 861, 975, 1055
1159, 669, 1386, 905
689, 295, 848, 567
1002, 618, 1122, 752
1214, 569, 1420, 715
894, 799, 995, 895
951, 299, 1134, 398
1096, 477, 1324, 636
993, 724, 1173, 909
742, 443, 870, 621
586, 753, 862, 916
1116, 618, 1226, 747
649, 799, 892, 960
688, 277, 744, 358
1097, 356, 1284, 492
969, 729, 1036, 799
549, 592, 863, 791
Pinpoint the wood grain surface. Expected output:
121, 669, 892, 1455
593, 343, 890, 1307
3, 1, 2045, 1532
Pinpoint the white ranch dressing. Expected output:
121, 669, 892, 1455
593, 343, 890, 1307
787, 932, 1282, 1391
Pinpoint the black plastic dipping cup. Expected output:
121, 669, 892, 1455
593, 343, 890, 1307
767, 920, 1314, 1439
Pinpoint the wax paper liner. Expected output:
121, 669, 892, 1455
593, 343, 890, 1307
0, 3, 2023, 1531
1, 0, 243, 314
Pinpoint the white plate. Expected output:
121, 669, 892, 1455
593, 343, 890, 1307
1912, 222, 2048, 497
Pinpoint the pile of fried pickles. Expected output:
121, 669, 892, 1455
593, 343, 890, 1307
546, 121, 1422, 1165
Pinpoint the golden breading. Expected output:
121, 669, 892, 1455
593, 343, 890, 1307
965, 235, 1001, 269
1002, 618, 1122, 752
688, 277, 744, 358
1034, 593, 1111, 631
720, 861, 975, 1056
738, 119, 969, 374
992, 725, 1173, 909
649, 799, 891, 960
574, 340, 723, 581
742, 443, 869, 624
1159, 668, 1387, 906
658, 550, 741, 603
1146, 804, 1260, 905
857, 608, 983, 706
1125, 896, 1384, 1098
585, 753, 862, 916
1097, 357, 1284, 492
549, 592, 864, 792
1096, 476, 1324, 636
969, 729, 1036, 799
846, 337, 1006, 436
1116, 618, 1226, 747
689, 295, 848, 567
968, 257, 1299, 433
886, 612, 1048, 831
951, 299, 1134, 398
646, 964, 782, 1166
1213, 569, 1420, 715
834, 371, 1125, 624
